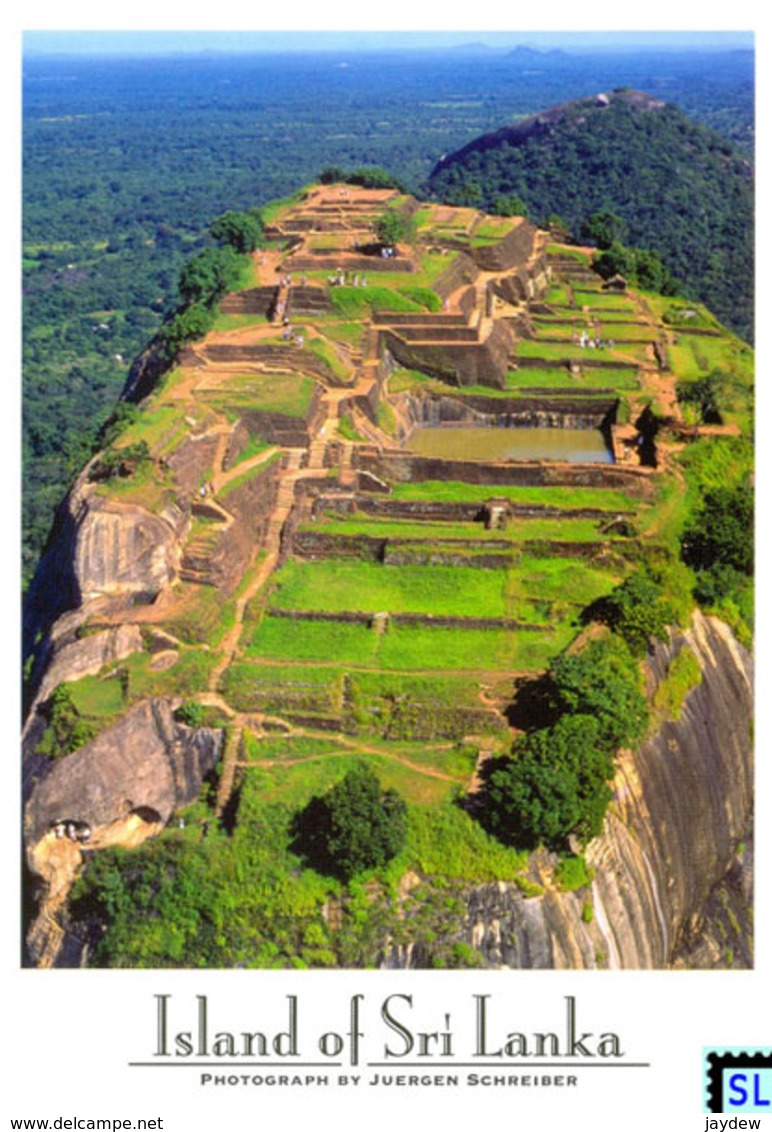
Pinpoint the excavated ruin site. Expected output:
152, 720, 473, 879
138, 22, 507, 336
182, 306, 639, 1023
22, 185, 753, 969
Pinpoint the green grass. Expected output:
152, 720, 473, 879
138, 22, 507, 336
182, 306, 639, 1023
405, 803, 530, 881
219, 452, 282, 500
246, 616, 380, 665
652, 646, 702, 720
67, 673, 127, 718
336, 413, 364, 442
326, 320, 366, 348
305, 514, 608, 542
376, 400, 397, 436
555, 854, 594, 891
121, 648, 216, 702
515, 339, 579, 361
353, 669, 483, 706
307, 335, 349, 380
269, 558, 512, 618
571, 290, 638, 312
246, 614, 575, 675
226, 433, 273, 471
397, 285, 442, 311
388, 479, 637, 511
668, 333, 754, 383
211, 312, 265, 332
267, 556, 621, 625
201, 371, 316, 419
164, 584, 237, 646
232, 254, 260, 292
544, 285, 573, 306
547, 244, 590, 261
222, 661, 346, 714
516, 338, 650, 363
96, 459, 178, 515
506, 367, 639, 391
114, 403, 190, 456
377, 623, 574, 672
330, 286, 422, 318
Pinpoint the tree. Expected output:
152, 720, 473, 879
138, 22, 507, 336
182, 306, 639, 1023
347, 166, 403, 190
676, 370, 727, 424
594, 570, 675, 656
159, 302, 215, 358
295, 766, 408, 880
580, 210, 627, 250
319, 166, 346, 184
491, 193, 529, 218
681, 484, 753, 578
178, 246, 243, 305
210, 209, 264, 254
486, 715, 614, 849
448, 180, 483, 208
374, 210, 416, 249
593, 241, 635, 281
549, 636, 648, 750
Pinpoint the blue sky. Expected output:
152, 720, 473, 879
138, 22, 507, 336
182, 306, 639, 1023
22, 29, 754, 55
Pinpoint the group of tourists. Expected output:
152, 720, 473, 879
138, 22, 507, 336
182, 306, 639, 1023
326, 268, 368, 287
572, 329, 615, 350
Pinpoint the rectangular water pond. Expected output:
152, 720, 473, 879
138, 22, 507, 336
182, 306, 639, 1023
404, 425, 614, 463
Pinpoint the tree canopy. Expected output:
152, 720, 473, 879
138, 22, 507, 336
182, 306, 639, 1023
486, 714, 614, 849
294, 766, 408, 881
374, 210, 416, 248
210, 208, 264, 254
482, 634, 649, 850
177, 246, 244, 305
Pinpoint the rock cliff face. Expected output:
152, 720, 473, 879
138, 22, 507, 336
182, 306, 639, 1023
382, 612, 753, 969
24, 699, 223, 968
25, 699, 222, 848
26, 476, 185, 639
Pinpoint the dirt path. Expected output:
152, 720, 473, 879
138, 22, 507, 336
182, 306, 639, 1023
237, 745, 456, 784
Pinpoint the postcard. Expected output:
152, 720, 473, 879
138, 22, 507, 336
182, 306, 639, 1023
9, 11, 768, 1131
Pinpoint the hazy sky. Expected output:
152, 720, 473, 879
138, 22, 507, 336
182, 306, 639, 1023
22, 29, 754, 56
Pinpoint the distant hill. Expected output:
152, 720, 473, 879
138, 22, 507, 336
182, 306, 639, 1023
428, 89, 754, 342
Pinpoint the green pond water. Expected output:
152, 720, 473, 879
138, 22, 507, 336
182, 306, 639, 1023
405, 426, 614, 463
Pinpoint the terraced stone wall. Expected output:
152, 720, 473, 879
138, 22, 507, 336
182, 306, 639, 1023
381, 320, 515, 389
475, 221, 538, 269
352, 446, 653, 493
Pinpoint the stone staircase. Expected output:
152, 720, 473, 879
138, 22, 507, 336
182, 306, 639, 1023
179, 525, 223, 586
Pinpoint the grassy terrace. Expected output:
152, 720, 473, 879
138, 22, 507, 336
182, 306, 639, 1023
198, 371, 317, 417
506, 367, 639, 391
571, 290, 639, 312
531, 319, 656, 342
330, 284, 440, 318
265, 557, 622, 619
390, 366, 635, 396
387, 479, 639, 511
515, 338, 652, 363
298, 251, 451, 290
667, 332, 754, 382
301, 514, 617, 542
246, 615, 578, 674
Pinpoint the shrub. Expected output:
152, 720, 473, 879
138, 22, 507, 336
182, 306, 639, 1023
555, 854, 594, 892
653, 646, 703, 720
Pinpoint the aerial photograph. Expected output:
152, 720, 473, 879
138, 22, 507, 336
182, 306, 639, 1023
21, 30, 754, 971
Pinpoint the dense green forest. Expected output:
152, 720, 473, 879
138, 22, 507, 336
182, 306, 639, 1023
427, 93, 753, 344
22, 46, 753, 583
